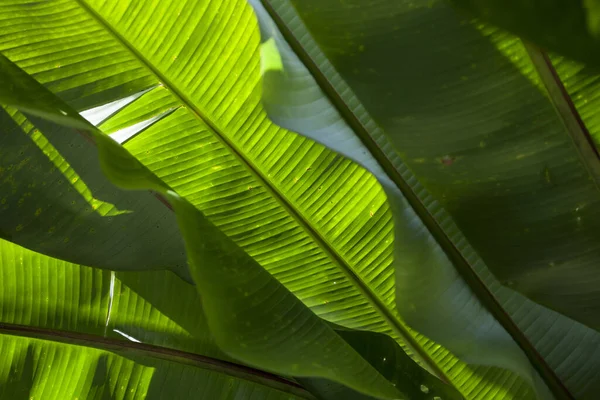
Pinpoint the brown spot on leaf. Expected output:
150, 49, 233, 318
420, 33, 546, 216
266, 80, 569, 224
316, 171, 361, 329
440, 155, 455, 166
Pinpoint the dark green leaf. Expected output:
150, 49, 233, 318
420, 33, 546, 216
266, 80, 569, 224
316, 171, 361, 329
0, 105, 191, 281
448, 0, 600, 68
301, 327, 463, 400
252, 0, 600, 398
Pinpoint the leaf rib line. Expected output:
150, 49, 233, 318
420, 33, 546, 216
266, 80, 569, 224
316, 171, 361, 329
259, 1, 573, 398
524, 43, 600, 192
103, 270, 116, 337
0, 322, 315, 400
72, 0, 423, 385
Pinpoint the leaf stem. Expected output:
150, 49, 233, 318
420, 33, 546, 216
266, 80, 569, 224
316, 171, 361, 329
259, 1, 573, 398
0, 323, 315, 399
72, 0, 437, 386
524, 43, 600, 190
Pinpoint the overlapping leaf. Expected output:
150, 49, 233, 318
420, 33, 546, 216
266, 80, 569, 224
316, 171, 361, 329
2, 0, 600, 399
0, 0, 460, 395
251, 0, 600, 398
266, 0, 600, 334
0, 234, 314, 399
449, 0, 600, 67
0, 228, 458, 400
251, 1, 551, 399
0, 51, 469, 398
0, 49, 190, 281
0, 333, 309, 400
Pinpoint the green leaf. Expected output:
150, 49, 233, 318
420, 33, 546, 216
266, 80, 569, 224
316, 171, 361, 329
264, 0, 600, 337
166, 191, 401, 399
250, 2, 551, 399
0, 238, 110, 336
0, 204, 222, 359
0, 52, 89, 129
447, 0, 600, 67
0, 331, 312, 400
0, 52, 411, 399
0, 105, 192, 282
0, 230, 449, 400
299, 327, 462, 400
0, 51, 190, 281
251, 0, 600, 398
0, 211, 455, 400
2, 1, 600, 399
0, 236, 313, 399
1, 0, 454, 393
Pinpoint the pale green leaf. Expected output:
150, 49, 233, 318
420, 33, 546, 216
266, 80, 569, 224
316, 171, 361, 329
0, 52, 411, 399
0, 333, 310, 400
0, 236, 313, 399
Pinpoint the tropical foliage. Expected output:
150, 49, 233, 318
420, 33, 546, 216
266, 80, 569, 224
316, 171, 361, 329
2, 0, 600, 399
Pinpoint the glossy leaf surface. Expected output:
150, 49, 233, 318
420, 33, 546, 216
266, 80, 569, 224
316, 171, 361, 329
0, 332, 309, 400
254, 0, 600, 398
449, 0, 600, 67
251, 2, 550, 399
0, 53, 190, 280
0, 236, 311, 399
2, 0, 600, 399
0, 53, 419, 400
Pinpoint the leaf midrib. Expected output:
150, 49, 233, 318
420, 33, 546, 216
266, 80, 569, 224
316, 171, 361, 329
258, 0, 573, 398
524, 43, 600, 192
0, 322, 315, 400
72, 0, 437, 382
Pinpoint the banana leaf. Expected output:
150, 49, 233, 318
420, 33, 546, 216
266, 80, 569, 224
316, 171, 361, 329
0, 50, 467, 399
449, 0, 600, 68
0, 237, 311, 400
255, 0, 600, 336
0, 327, 312, 400
252, 0, 600, 398
1, 0, 600, 399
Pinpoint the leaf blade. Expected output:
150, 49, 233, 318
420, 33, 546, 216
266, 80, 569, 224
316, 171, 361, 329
0, 52, 413, 400
252, 0, 600, 398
